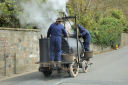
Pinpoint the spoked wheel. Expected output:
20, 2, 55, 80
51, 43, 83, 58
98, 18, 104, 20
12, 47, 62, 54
82, 60, 88, 73
68, 59, 79, 77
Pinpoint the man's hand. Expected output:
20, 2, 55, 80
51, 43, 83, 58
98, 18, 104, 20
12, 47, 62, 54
78, 35, 81, 38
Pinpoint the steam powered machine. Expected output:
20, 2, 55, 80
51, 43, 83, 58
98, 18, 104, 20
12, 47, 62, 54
36, 15, 93, 77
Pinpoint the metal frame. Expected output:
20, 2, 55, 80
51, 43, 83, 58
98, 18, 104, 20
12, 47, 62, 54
62, 14, 80, 65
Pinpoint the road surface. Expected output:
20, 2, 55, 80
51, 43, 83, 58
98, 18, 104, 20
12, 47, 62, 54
0, 46, 128, 85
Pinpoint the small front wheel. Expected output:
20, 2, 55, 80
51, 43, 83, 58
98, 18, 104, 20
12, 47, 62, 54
82, 60, 88, 73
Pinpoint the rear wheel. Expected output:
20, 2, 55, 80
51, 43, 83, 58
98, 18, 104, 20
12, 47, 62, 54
42, 70, 52, 77
41, 67, 52, 77
82, 60, 88, 73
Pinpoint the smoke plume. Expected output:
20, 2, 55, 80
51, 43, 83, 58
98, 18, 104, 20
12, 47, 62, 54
18, 0, 68, 36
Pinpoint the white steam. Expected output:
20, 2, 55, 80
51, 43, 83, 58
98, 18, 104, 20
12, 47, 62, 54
18, 0, 68, 36
65, 20, 74, 35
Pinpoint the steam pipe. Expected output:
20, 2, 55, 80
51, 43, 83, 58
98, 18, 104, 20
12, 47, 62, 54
63, 12, 66, 29
41, 35, 43, 38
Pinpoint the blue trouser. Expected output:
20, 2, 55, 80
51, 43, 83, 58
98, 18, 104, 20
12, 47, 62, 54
50, 36, 62, 61
83, 35, 91, 51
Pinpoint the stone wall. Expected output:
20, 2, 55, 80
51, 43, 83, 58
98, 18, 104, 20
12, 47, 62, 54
90, 43, 112, 54
120, 33, 128, 47
0, 27, 128, 77
0, 28, 40, 77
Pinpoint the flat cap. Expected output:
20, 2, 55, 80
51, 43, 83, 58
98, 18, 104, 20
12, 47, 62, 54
56, 17, 62, 22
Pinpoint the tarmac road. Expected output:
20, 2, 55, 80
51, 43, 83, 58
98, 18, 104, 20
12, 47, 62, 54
0, 46, 128, 85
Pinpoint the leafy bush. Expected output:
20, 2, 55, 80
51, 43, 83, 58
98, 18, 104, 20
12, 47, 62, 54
0, 0, 21, 28
91, 16, 124, 47
123, 26, 128, 33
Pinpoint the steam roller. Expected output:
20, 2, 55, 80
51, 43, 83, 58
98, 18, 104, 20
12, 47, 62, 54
36, 15, 93, 77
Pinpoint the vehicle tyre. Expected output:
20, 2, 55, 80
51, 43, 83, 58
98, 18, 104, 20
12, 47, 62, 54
68, 59, 79, 77
82, 60, 88, 73
42, 70, 52, 77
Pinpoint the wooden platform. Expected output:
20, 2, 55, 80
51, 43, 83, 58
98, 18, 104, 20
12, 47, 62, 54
35, 61, 73, 64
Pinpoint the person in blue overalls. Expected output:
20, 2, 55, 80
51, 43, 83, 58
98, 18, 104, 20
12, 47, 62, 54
47, 17, 67, 62
78, 24, 91, 51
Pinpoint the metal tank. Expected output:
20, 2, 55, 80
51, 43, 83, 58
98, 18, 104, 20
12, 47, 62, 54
39, 38, 50, 62
61, 38, 84, 57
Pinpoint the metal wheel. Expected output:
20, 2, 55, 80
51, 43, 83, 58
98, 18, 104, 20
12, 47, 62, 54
42, 70, 52, 77
82, 60, 88, 73
68, 59, 79, 77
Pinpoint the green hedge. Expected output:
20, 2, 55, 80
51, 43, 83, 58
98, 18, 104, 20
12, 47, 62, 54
89, 10, 127, 47
0, 0, 22, 28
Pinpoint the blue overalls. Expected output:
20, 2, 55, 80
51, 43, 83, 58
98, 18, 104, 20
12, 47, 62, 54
47, 23, 67, 61
79, 25, 91, 51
